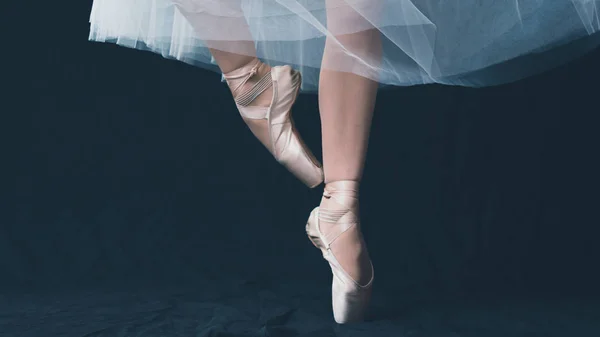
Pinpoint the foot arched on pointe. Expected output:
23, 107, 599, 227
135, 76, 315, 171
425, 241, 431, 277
223, 59, 324, 188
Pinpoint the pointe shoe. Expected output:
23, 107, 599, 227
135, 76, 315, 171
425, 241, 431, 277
305, 181, 374, 324
223, 59, 324, 188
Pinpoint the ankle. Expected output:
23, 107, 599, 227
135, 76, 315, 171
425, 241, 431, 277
324, 180, 360, 198
223, 58, 273, 107
224, 59, 267, 92
321, 180, 360, 209
237, 63, 271, 95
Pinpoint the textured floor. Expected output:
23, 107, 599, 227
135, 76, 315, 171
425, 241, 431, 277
3, 281, 599, 337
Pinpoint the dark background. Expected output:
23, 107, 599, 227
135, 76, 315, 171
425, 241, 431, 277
2, 2, 600, 336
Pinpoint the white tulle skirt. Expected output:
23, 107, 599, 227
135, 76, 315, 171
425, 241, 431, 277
89, 0, 600, 92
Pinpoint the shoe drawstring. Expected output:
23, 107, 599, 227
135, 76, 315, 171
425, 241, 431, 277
222, 59, 272, 107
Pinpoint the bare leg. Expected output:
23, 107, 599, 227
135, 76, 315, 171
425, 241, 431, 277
319, 34, 380, 183
207, 43, 255, 74
317, 3, 382, 286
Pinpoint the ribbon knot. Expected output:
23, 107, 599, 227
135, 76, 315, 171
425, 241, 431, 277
249, 65, 258, 77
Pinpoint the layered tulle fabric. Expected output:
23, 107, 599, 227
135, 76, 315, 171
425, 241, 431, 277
89, 0, 600, 92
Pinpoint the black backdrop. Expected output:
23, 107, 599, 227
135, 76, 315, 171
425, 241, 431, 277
2, 2, 600, 336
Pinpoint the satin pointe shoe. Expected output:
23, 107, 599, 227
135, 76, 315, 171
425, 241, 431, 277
305, 180, 374, 324
222, 59, 324, 188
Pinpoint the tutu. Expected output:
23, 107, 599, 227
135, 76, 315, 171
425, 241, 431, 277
89, 0, 600, 92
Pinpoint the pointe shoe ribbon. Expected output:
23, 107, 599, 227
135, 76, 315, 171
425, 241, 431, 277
306, 181, 374, 324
